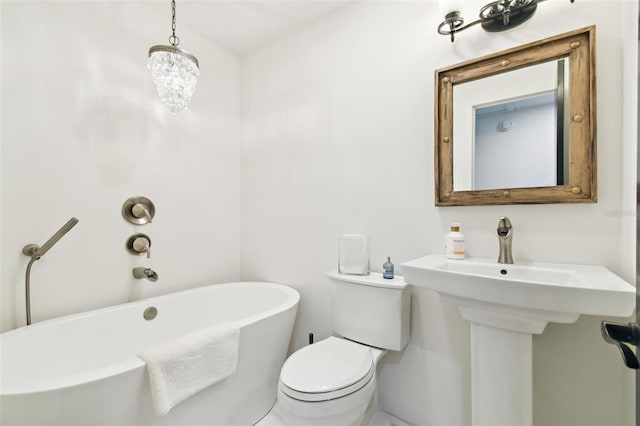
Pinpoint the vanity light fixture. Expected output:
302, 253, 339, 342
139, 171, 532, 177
148, 0, 199, 113
437, 0, 576, 42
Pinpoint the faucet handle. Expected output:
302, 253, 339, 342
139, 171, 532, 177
133, 237, 151, 258
497, 216, 513, 237
132, 204, 153, 224
127, 234, 151, 258
498, 216, 512, 228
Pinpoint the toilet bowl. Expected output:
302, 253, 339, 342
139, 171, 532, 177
273, 272, 411, 426
277, 337, 385, 425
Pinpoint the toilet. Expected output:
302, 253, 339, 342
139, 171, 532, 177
275, 271, 410, 426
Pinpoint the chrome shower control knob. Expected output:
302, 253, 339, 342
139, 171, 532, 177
126, 233, 152, 258
132, 237, 151, 258
122, 196, 155, 225
132, 203, 153, 223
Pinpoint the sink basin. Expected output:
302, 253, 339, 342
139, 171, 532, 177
401, 254, 635, 426
402, 254, 635, 325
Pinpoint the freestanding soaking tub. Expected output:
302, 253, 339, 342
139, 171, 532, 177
0, 282, 299, 426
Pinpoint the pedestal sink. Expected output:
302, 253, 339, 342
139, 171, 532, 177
401, 254, 635, 426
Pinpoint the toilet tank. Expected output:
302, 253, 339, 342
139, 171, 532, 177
327, 271, 410, 351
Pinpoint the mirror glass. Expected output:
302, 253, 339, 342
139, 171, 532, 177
453, 58, 569, 191
434, 26, 596, 206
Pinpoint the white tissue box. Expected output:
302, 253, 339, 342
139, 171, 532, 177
338, 234, 370, 275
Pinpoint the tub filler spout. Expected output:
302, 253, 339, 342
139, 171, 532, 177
133, 267, 159, 282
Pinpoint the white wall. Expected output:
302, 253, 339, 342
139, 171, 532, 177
0, 1, 243, 330
241, 1, 637, 425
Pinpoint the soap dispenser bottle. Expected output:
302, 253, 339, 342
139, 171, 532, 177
383, 256, 394, 279
446, 223, 465, 260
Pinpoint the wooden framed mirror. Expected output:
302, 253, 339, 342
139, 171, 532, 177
435, 26, 596, 206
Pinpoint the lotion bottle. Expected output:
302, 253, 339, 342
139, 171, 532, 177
446, 223, 465, 260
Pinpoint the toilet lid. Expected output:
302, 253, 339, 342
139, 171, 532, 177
279, 337, 374, 402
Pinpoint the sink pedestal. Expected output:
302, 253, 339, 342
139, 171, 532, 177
450, 295, 580, 426
471, 322, 532, 426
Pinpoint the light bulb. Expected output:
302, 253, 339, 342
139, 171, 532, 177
438, 0, 463, 16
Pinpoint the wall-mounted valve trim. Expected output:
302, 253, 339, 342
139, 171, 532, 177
122, 196, 155, 225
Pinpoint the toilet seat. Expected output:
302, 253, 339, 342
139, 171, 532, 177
279, 337, 374, 402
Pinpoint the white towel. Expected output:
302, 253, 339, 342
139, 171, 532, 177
138, 321, 240, 416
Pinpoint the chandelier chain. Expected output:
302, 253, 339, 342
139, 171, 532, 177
169, 0, 180, 46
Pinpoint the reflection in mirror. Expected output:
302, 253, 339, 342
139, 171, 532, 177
475, 92, 559, 190
435, 26, 596, 206
453, 58, 570, 191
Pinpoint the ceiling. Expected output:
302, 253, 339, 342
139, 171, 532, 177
144, 0, 354, 55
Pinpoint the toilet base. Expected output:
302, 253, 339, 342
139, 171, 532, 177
255, 405, 412, 426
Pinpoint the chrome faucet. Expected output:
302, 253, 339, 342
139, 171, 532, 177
133, 267, 159, 282
497, 216, 514, 264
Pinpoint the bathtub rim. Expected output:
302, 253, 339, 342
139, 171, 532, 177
1, 281, 300, 396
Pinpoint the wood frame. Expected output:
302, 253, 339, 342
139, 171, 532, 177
435, 26, 596, 206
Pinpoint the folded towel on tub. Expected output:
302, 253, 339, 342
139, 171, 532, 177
138, 321, 240, 416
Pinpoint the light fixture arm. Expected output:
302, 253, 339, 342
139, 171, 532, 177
438, 12, 483, 43
438, 0, 576, 42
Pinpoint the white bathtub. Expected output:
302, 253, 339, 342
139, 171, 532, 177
0, 282, 299, 426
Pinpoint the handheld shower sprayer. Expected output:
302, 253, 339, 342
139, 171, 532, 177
22, 217, 79, 325
22, 217, 79, 259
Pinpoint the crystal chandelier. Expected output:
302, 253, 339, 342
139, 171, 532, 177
148, 0, 199, 113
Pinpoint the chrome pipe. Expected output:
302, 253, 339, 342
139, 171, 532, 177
25, 257, 37, 325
